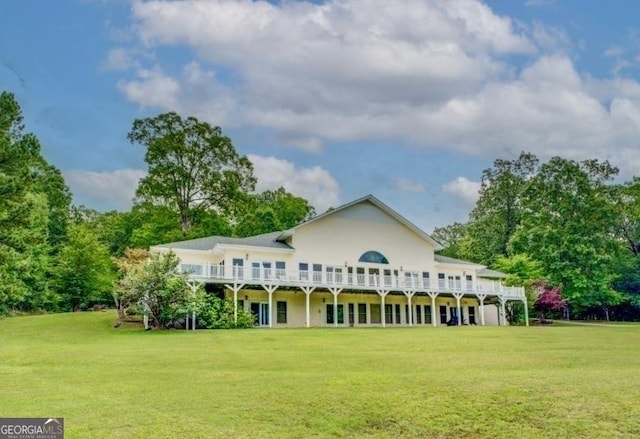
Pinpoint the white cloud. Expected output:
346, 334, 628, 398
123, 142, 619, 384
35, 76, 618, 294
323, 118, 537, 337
394, 178, 425, 193
604, 46, 626, 57
525, 0, 555, 6
248, 154, 339, 212
117, 0, 534, 144
104, 48, 135, 71
66, 169, 146, 211
441, 177, 481, 206
112, 0, 640, 176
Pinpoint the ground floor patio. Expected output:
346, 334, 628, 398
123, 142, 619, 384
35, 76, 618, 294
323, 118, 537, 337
220, 283, 526, 328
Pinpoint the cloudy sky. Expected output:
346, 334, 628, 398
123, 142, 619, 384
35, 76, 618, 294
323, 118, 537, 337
2, 0, 640, 232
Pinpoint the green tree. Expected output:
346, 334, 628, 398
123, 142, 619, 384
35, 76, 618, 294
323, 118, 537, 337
460, 152, 539, 265
34, 163, 72, 251
235, 187, 315, 237
494, 254, 545, 324
127, 112, 256, 236
0, 92, 57, 313
55, 224, 115, 311
117, 251, 200, 328
431, 222, 467, 259
113, 248, 150, 320
510, 157, 623, 317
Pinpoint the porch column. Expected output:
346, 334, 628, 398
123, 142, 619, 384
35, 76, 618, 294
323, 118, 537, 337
453, 292, 464, 326
225, 282, 245, 324
262, 285, 278, 328
329, 287, 343, 327
377, 290, 389, 328
498, 297, 507, 326
523, 295, 529, 327
476, 294, 487, 326
300, 286, 316, 328
428, 292, 438, 327
403, 290, 416, 326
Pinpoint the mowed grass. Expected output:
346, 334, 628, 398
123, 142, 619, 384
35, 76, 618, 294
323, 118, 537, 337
1, 313, 639, 438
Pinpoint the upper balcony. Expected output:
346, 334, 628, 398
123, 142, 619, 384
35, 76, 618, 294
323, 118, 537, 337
183, 264, 525, 300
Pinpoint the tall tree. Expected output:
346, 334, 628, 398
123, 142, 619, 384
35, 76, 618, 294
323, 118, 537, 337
0, 92, 53, 312
510, 157, 623, 316
128, 112, 256, 236
460, 152, 539, 266
431, 222, 467, 259
55, 224, 115, 311
235, 187, 316, 237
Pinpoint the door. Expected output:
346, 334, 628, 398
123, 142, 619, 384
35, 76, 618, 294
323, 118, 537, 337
468, 306, 476, 325
439, 305, 448, 325
251, 262, 262, 280
348, 303, 355, 326
250, 302, 269, 326
326, 304, 344, 324
232, 258, 244, 279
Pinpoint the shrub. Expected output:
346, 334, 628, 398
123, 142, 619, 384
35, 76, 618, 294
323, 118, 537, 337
197, 294, 255, 329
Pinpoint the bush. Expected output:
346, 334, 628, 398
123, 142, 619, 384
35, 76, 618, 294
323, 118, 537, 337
197, 294, 255, 329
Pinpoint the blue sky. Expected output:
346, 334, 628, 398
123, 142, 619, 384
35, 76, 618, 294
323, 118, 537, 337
2, 0, 640, 233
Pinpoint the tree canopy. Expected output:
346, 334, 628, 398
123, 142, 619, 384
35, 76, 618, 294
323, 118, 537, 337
128, 112, 256, 236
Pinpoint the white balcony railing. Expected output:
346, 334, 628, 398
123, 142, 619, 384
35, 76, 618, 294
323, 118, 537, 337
181, 264, 525, 299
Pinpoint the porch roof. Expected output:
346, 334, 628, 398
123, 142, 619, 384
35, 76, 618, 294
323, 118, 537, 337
152, 231, 293, 252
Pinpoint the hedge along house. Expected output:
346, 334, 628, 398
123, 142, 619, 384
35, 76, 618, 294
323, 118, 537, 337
150, 195, 527, 328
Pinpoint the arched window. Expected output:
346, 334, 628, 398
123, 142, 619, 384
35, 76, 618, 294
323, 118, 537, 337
358, 251, 389, 264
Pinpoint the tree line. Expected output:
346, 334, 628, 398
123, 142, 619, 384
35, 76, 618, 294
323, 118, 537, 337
0, 91, 314, 315
432, 152, 640, 321
2, 90, 640, 322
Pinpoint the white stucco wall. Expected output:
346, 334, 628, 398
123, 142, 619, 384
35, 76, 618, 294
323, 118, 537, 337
290, 202, 435, 273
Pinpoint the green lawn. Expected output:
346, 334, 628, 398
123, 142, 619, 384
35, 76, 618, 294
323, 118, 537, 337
1, 313, 639, 438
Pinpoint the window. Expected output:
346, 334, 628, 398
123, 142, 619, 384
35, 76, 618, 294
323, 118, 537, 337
313, 264, 322, 283
181, 264, 203, 276
416, 305, 422, 324
394, 304, 401, 324
299, 263, 309, 281
358, 303, 367, 324
358, 251, 389, 264
422, 272, 430, 288
263, 262, 272, 279
466, 274, 473, 290
277, 301, 287, 324
232, 258, 244, 278
384, 304, 393, 324
276, 261, 286, 279
438, 273, 446, 289
424, 305, 432, 324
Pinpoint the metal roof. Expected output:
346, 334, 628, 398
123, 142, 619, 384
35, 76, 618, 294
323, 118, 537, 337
152, 231, 292, 251
434, 254, 482, 266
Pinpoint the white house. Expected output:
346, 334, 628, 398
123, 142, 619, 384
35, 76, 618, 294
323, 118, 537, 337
150, 195, 527, 328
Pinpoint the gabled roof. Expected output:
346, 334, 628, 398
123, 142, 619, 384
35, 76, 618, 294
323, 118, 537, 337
434, 255, 507, 278
476, 268, 508, 279
434, 254, 483, 266
277, 194, 443, 250
151, 231, 292, 251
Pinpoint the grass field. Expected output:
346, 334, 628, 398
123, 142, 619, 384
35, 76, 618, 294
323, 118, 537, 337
1, 312, 639, 438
